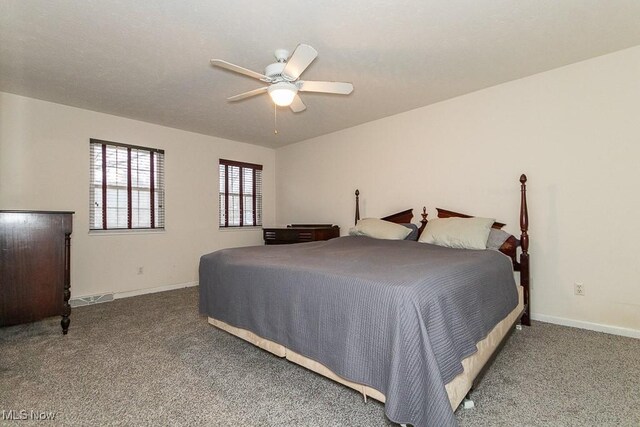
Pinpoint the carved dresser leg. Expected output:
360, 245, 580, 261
61, 232, 71, 334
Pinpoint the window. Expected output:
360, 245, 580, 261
90, 139, 165, 231
219, 159, 262, 227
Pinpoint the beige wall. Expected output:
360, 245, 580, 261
276, 46, 640, 335
0, 92, 275, 298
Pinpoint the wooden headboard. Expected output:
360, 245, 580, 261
353, 174, 530, 326
354, 191, 429, 235
436, 208, 506, 229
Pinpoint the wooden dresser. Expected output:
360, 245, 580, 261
0, 211, 74, 334
263, 224, 340, 245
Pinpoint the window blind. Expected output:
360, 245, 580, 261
90, 139, 165, 230
219, 159, 262, 228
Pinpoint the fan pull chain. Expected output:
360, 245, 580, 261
274, 104, 278, 134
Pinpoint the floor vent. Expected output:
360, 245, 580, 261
70, 294, 114, 307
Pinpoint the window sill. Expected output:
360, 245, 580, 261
218, 226, 262, 232
89, 229, 166, 236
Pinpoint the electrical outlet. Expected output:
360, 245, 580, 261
137, 266, 144, 275
574, 282, 585, 296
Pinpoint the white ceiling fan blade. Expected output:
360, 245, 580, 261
210, 59, 268, 81
299, 80, 354, 95
290, 94, 306, 113
227, 87, 268, 101
282, 44, 318, 80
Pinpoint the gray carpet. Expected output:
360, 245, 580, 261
1, 287, 638, 426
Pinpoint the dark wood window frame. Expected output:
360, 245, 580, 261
90, 139, 165, 231
219, 159, 263, 228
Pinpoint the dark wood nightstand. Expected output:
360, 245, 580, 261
263, 224, 340, 245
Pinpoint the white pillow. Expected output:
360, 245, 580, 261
349, 218, 412, 240
418, 217, 495, 249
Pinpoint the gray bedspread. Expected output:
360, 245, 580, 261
199, 236, 517, 427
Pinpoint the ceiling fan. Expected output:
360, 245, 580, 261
210, 44, 353, 113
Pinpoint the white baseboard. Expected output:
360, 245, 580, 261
531, 313, 640, 339
70, 281, 198, 307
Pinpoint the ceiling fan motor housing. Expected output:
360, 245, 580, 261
274, 49, 289, 62
264, 62, 287, 80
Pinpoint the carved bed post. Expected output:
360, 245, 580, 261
519, 174, 531, 326
418, 207, 428, 237
355, 189, 360, 225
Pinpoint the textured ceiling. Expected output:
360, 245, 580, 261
2, 1, 640, 148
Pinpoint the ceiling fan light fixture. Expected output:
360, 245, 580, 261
268, 82, 298, 107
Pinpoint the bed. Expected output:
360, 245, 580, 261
199, 175, 530, 427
